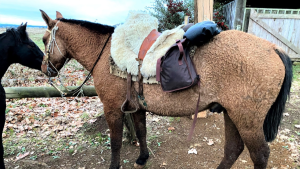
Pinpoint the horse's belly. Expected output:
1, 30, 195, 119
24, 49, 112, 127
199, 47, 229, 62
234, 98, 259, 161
142, 83, 210, 117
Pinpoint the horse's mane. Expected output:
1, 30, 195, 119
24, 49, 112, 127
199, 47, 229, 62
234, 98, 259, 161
5, 28, 29, 43
58, 18, 115, 34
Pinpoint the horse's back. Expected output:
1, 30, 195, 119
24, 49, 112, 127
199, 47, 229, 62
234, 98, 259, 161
195, 30, 285, 114
143, 30, 286, 117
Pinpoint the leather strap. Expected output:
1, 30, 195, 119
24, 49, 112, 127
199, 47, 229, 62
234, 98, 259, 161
138, 60, 143, 95
187, 80, 201, 141
156, 57, 162, 82
177, 40, 184, 65
121, 73, 139, 114
138, 29, 161, 60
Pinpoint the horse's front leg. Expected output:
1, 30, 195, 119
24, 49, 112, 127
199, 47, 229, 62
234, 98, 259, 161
105, 109, 124, 169
0, 85, 6, 169
132, 110, 149, 169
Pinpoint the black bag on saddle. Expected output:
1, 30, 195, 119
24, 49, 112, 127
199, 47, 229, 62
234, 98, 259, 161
156, 39, 199, 92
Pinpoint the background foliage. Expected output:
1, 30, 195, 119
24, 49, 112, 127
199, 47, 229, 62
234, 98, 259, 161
147, 0, 194, 31
147, 0, 231, 31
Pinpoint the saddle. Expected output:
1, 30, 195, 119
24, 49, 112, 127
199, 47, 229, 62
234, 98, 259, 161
121, 28, 161, 113
120, 24, 196, 114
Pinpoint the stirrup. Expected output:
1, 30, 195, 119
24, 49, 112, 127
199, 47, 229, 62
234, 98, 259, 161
121, 73, 139, 114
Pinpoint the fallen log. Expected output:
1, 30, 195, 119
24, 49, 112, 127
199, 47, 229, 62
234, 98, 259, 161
4, 86, 97, 99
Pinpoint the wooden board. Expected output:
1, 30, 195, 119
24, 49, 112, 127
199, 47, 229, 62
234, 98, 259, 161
195, 0, 213, 23
248, 9, 300, 58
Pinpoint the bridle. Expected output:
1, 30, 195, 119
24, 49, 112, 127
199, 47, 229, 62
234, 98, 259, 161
42, 20, 111, 97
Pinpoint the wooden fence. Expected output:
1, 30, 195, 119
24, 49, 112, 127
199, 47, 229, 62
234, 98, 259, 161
221, 1, 300, 61
222, 1, 236, 30
247, 9, 300, 61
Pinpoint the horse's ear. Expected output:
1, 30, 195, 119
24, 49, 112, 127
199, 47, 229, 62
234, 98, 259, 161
56, 11, 63, 19
17, 22, 27, 32
40, 9, 53, 27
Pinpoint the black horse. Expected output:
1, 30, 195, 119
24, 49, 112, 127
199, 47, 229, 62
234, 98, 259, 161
0, 23, 44, 168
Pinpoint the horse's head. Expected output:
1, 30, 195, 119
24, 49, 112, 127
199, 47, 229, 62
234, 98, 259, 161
6, 23, 44, 70
40, 10, 69, 77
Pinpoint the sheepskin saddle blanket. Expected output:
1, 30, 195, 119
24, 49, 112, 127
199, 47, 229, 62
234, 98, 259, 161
110, 11, 185, 83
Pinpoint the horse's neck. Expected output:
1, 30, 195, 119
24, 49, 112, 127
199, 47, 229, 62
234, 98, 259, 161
0, 52, 11, 80
61, 24, 110, 71
0, 34, 13, 79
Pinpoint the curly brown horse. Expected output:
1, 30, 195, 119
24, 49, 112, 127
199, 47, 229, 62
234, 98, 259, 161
40, 10, 292, 169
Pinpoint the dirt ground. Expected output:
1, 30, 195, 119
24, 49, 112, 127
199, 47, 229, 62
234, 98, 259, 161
4, 104, 300, 169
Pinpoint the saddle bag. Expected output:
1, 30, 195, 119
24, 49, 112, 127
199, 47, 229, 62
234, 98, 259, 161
156, 39, 199, 92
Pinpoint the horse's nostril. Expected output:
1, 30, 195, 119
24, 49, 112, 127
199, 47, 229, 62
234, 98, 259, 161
47, 67, 58, 77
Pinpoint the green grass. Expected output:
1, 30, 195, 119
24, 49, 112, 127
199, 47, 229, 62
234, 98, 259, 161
292, 63, 300, 81
28, 31, 45, 51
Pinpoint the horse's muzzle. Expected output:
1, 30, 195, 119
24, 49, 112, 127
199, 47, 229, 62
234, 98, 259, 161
41, 64, 58, 77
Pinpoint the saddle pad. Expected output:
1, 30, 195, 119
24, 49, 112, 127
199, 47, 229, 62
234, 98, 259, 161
111, 11, 185, 77
109, 56, 159, 84
111, 11, 158, 76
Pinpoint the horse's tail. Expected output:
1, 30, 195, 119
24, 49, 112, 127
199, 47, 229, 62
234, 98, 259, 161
263, 48, 293, 142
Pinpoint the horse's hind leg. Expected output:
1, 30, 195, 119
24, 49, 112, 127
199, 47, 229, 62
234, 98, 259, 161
239, 128, 270, 169
132, 110, 149, 169
105, 109, 124, 169
217, 111, 244, 169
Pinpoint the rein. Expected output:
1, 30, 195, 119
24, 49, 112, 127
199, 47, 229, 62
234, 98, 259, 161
43, 21, 111, 97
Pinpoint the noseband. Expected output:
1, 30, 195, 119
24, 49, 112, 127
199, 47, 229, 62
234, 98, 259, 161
43, 20, 111, 97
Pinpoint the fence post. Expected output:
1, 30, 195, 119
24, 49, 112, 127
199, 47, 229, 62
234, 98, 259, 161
194, 0, 214, 23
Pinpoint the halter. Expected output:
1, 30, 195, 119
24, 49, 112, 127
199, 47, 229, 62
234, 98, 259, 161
42, 21, 65, 70
43, 20, 111, 97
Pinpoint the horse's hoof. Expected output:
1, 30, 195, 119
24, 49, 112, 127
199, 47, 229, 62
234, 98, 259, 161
134, 163, 145, 169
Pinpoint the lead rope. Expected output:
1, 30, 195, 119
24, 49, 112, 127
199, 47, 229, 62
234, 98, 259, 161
187, 80, 201, 141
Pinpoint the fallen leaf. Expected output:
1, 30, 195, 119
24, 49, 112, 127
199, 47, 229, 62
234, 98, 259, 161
17, 115, 23, 122
291, 154, 298, 157
188, 148, 197, 154
160, 162, 167, 168
25, 118, 31, 124
7, 124, 14, 129
167, 127, 175, 131
295, 125, 300, 129
52, 112, 59, 117
72, 149, 77, 156
15, 152, 30, 161
88, 119, 97, 123
207, 139, 214, 146
152, 117, 160, 122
